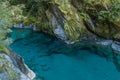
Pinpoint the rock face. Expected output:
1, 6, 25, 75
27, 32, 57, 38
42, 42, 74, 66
0, 48, 36, 80
9, 0, 120, 43
45, 0, 92, 42
14, 0, 117, 43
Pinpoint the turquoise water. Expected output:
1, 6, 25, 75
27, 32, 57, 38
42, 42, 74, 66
10, 29, 120, 80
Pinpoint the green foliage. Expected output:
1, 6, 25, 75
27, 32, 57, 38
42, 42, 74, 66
10, 4, 26, 23
0, 1, 26, 53
0, 1, 12, 53
98, 2, 120, 22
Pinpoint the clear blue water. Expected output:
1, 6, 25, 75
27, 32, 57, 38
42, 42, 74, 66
10, 29, 120, 80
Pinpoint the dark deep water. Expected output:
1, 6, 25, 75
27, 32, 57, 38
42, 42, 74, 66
10, 28, 120, 80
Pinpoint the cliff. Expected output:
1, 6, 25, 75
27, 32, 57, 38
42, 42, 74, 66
11, 0, 120, 43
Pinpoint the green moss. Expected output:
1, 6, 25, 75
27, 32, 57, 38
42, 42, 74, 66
23, 16, 36, 25
0, 64, 4, 73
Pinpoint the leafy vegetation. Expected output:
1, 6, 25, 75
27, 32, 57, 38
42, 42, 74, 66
0, 1, 12, 53
0, 1, 26, 53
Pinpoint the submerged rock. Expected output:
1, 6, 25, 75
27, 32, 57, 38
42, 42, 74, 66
95, 40, 120, 71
